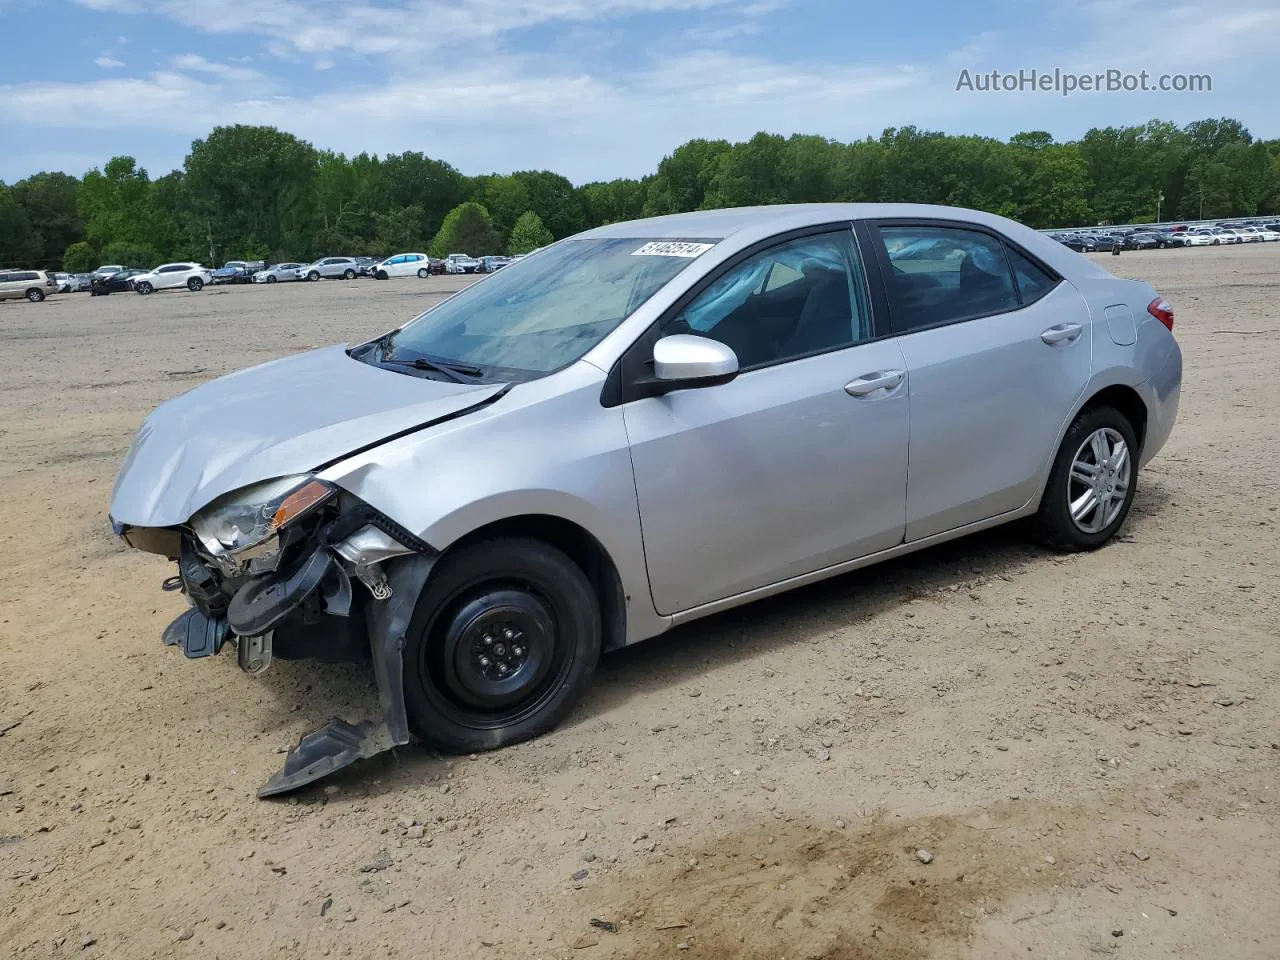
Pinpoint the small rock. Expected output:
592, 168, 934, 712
1044, 856, 1056, 865
320, 897, 333, 917
687, 690, 701, 698
582, 852, 597, 863
677, 942, 690, 950
916, 849, 934, 864
398, 816, 415, 830
360, 850, 393, 873
835, 819, 846, 829
589, 918, 618, 934
80, 936, 96, 950
571, 868, 589, 881
0, 778, 14, 796
125, 820, 141, 830
215, 921, 226, 930
324, 784, 340, 796
1131, 849, 1150, 862
1213, 696, 1237, 707
406, 825, 425, 840
175, 927, 194, 942
1111, 928, 1124, 938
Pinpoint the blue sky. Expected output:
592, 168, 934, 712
1, 0, 1277, 184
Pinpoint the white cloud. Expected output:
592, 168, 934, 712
168, 52, 264, 83
95, 55, 126, 69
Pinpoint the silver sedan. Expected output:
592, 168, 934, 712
108, 203, 1182, 796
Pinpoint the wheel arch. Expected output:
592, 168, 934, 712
1078, 383, 1148, 454
430, 514, 628, 652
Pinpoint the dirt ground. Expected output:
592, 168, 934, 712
1, 248, 1277, 960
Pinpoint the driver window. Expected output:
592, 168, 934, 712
660, 230, 872, 369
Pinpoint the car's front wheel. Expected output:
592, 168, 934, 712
135, 281, 153, 295
308, 270, 320, 281
1033, 405, 1139, 552
187, 277, 204, 291
376, 270, 388, 280
266, 274, 277, 283
403, 538, 601, 755
417, 268, 428, 278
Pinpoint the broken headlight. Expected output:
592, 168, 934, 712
190, 476, 335, 558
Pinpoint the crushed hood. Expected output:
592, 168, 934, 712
109, 344, 504, 528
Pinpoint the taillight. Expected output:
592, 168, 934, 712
1147, 297, 1174, 332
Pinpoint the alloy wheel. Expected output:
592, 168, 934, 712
1067, 427, 1131, 534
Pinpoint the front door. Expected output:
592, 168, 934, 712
622, 228, 910, 616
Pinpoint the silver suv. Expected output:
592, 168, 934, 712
303, 257, 359, 281
0, 269, 56, 302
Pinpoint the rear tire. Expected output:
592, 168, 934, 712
403, 538, 601, 754
187, 277, 204, 291
343, 268, 356, 279
1032, 406, 1139, 552
26, 288, 44, 302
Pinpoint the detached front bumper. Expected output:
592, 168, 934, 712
129, 505, 437, 798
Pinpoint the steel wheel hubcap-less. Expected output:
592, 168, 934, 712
1067, 427, 1131, 534
441, 589, 555, 711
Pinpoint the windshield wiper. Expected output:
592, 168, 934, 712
381, 353, 485, 383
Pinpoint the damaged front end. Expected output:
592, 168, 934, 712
115, 476, 436, 798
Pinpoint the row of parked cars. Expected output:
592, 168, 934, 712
31, 251, 521, 302
1050, 218, 1280, 253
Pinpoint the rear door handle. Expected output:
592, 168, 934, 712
845, 370, 905, 397
1041, 323, 1083, 345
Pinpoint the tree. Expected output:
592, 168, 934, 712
0, 183, 40, 265
373, 203, 425, 253
78, 156, 159, 249
11, 172, 81, 266
100, 241, 163, 269
508, 210, 554, 253
62, 241, 98, 273
430, 202, 502, 257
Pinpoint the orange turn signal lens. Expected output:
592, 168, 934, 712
271, 480, 334, 529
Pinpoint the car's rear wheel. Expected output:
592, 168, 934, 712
403, 538, 601, 754
343, 268, 356, 279
135, 281, 153, 295
1032, 406, 1139, 552
26, 288, 44, 302
187, 277, 204, 291
417, 268, 428, 278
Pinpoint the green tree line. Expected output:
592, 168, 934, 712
1, 116, 1277, 271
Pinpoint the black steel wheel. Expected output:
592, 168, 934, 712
403, 538, 601, 753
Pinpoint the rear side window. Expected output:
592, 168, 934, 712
1005, 246, 1059, 305
875, 225, 1020, 332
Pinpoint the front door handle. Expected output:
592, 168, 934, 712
845, 370, 905, 397
1041, 323, 1083, 345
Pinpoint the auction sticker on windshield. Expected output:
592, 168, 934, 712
631, 241, 715, 258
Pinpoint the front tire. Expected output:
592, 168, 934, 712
1032, 406, 1139, 552
403, 538, 601, 754
376, 270, 388, 280
135, 281, 153, 295
308, 270, 320, 281
187, 277, 204, 291
266, 274, 277, 283
417, 268, 428, 278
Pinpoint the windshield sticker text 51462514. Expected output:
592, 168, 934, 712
631, 241, 715, 258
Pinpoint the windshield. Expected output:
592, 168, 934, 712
371, 237, 717, 379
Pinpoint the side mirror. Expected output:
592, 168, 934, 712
637, 334, 739, 397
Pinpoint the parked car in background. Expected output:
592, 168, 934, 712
253, 263, 304, 283
1122, 233, 1160, 250
107, 202, 1183, 797
212, 262, 255, 285
51, 272, 72, 292
354, 257, 379, 277
373, 253, 433, 279
1168, 231, 1211, 247
476, 256, 513, 273
444, 253, 480, 274
0, 268, 57, 302
90, 268, 148, 295
132, 263, 213, 294
66, 273, 96, 292
303, 257, 360, 281
92, 264, 125, 277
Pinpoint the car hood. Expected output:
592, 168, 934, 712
109, 344, 505, 528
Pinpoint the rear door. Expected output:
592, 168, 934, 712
620, 226, 910, 615
862, 220, 1093, 541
